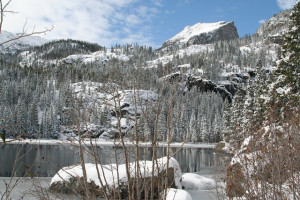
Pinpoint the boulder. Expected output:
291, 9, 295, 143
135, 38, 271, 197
50, 157, 182, 198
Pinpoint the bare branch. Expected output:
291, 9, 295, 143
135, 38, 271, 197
0, 26, 53, 46
0, 0, 53, 48
2, 0, 13, 11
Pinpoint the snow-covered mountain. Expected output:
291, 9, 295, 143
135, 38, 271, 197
163, 21, 238, 47
256, 9, 291, 38
0, 30, 48, 53
0, 8, 293, 141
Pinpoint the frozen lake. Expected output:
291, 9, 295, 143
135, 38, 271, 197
0, 143, 228, 177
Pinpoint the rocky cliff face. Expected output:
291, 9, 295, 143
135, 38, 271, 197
186, 21, 239, 45
163, 21, 239, 47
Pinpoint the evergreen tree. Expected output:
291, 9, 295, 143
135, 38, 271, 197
275, 1, 300, 93
222, 99, 232, 142
230, 88, 246, 147
269, 2, 300, 119
28, 100, 39, 137
252, 59, 267, 129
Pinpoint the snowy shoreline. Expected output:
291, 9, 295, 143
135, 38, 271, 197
3, 139, 216, 148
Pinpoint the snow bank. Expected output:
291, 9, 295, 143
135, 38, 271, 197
182, 173, 216, 190
50, 156, 182, 189
166, 188, 192, 200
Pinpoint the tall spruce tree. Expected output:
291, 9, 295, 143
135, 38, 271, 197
275, 1, 300, 93
269, 1, 300, 119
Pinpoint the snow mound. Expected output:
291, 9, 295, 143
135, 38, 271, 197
50, 156, 182, 189
167, 21, 227, 44
166, 188, 192, 200
182, 173, 216, 190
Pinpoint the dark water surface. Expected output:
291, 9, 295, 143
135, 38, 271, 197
0, 143, 228, 177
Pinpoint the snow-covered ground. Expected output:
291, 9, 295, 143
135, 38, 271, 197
0, 177, 80, 200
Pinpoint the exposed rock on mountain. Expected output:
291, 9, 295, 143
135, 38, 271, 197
184, 75, 233, 103
161, 71, 254, 103
163, 21, 239, 47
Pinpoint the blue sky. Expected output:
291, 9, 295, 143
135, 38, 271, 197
3, 0, 297, 48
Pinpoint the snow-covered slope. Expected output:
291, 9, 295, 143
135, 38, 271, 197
0, 31, 48, 53
163, 21, 238, 47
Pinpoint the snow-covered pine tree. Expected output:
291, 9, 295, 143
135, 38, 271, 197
222, 99, 232, 142
252, 59, 267, 129
275, 1, 300, 93
230, 87, 246, 147
269, 1, 300, 117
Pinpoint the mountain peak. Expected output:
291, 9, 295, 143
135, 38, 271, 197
163, 21, 238, 47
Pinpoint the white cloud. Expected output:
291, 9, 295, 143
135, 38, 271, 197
259, 19, 266, 24
151, 0, 163, 7
276, 0, 298, 10
2, 0, 160, 47
126, 15, 141, 26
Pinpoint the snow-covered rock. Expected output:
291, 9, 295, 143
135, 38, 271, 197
163, 21, 238, 47
50, 156, 182, 197
166, 188, 192, 200
182, 173, 216, 190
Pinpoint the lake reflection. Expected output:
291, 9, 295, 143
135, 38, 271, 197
0, 143, 227, 177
